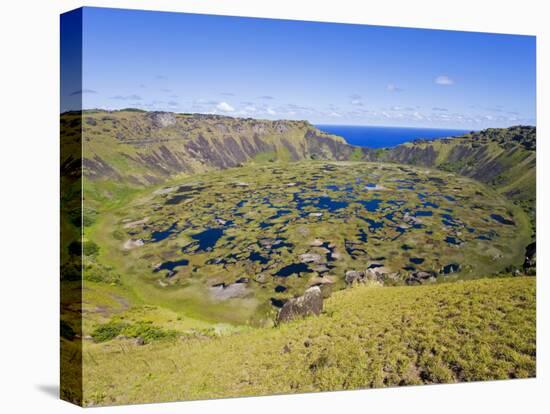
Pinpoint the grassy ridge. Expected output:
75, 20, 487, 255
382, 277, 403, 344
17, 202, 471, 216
79, 276, 535, 406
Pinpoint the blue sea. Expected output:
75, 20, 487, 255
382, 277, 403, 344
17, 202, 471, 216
315, 125, 471, 148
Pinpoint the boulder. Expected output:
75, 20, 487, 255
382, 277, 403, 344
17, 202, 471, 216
277, 286, 323, 323
344, 270, 365, 285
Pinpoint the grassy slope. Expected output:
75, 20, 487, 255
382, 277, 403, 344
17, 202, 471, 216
80, 276, 535, 406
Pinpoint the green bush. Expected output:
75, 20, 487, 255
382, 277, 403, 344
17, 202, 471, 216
91, 322, 128, 342
91, 321, 178, 343
123, 321, 178, 343
83, 260, 120, 284
83, 241, 100, 257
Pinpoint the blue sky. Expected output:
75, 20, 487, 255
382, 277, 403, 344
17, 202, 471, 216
65, 7, 536, 128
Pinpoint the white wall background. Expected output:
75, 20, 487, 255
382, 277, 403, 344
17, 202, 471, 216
0, 0, 547, 412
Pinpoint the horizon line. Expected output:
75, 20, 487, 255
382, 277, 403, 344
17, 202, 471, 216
60, 107, 535, 131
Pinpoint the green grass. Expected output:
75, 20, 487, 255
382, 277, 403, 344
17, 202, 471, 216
80, 276, 536, 406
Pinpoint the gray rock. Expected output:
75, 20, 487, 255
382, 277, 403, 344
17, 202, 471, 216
277, 286, 323, 323
299, 253, 323, 264
344, 270, 365, 285
405, 270, 436, 285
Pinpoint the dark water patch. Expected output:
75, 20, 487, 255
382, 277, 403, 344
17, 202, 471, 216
361, 217, 384, 231
445, 236, 461, 245
150, 222, 178, 242
153, 258, 189, 274
443, 195, 456, 202
423, 201, 439, 209
357, 229, 368, 242
316, 196, 348, 212
270, 298, 285, 308
415, 210, 433, 217
403, 265, 416, 271
274, 285, 287, 293
476, 235, 492, 241
358, 199, 382, 212
490, 214, 515, 225
410, 257, 425, 264
441, 213, 460, 227
401, 244, 413, 250
249, 251, 269, 264
165, 195, 190, 205
274, 263, 312, 277
191, 228, 225, 252
442, 263, 460, 274
384, 212, 396, 222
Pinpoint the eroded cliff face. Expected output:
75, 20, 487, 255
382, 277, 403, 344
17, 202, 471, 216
63, 110, 350, 188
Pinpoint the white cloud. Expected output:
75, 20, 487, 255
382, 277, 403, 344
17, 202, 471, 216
216, 101, 235, 112
267, 108, 277, 115
435, 75, 454, 85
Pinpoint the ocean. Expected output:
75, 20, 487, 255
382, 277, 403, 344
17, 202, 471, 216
315, 125, 471, 148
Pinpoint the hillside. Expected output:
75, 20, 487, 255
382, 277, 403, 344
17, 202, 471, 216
61, 109, 352, 202
374, 126, 536, 231
75, 277, 535, 406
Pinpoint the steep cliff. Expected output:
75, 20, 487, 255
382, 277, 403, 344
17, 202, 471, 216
62, 109, 350, 187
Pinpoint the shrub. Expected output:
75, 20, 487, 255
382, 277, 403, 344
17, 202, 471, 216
83, 260, 120, 284
91, 322, 128, 342
83, 241, 100, 257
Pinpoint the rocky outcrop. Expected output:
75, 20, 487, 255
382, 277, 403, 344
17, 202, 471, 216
277, 286, 323, 323
148, 111, 177, 128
